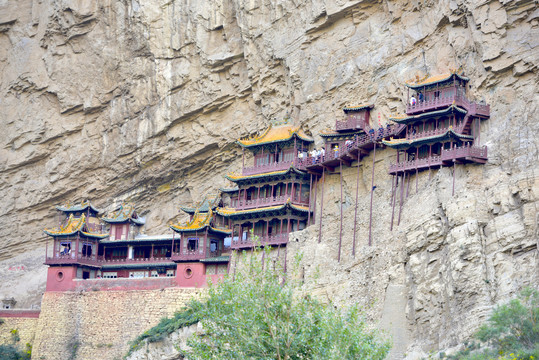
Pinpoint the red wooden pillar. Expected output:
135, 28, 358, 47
368, 144, 376, 246
308, 174, 313, 224
312, 175, 318, 225
338, 160, 343, 262
151, 244, 154, 259
353, 154, 361, 256
398, 172, 406, 226
318, 167, 325, 243
171, 231, 175, 255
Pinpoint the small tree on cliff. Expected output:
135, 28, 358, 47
183, 248, 391, 360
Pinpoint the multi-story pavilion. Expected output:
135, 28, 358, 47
382, 71, 490, 176
170, 194, 232, 285
217, 118, 313, 250
381, 71, 490, 229
44, 201, 109, 286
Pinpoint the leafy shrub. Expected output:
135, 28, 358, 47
126, 247, 391, 360
443, 287, 539, 360
185, 248, 391, 360
0, 344, 30, 360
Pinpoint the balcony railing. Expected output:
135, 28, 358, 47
242, 160, 294, 176
45, 253, 175, 266
296, 124, 405, 169
171, 249, 222, 261
235, 194, 309, 210
405, 125, 466, 140
441, 145, 488, 161
406, 91, 490, 117
230, 233, 289, 249
388, 145, 487, 173
335, 118, 368, 131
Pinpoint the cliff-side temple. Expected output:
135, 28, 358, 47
37, 71, 491, 292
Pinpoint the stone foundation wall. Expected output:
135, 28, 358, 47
32, 288, 200, 360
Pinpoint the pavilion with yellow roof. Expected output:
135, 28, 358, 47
221, 117, 314, 250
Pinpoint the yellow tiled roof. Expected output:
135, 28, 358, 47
405, 70, 469, 88
215, 200, 310, 216
170, 209, 212, 231
44, 214, 108, 238
45, 214, 85, 235
237, 123, 313, 147
226, 168, 290, 181
216, 204, 286, 216
343, 103, 374, 111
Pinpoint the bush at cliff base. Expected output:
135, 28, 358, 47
0, 344, 30, 360
183, 248, 391, 360
443, 287, 539, 360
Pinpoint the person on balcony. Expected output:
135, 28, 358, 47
345, 139, 352, 148
418, 92, 424, 102
320, 147, 326, 158
410, 96, 417, 106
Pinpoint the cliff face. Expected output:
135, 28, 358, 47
0, 0, 537, 357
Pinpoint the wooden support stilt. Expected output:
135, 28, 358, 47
368, 144, 376, 246
398, 172, 406, 226
261, 249, 265, 270
318, 167, 325, 243
283, 246, 288, 274
390, 175, 395, 206
352, 155, 361, 256
391, 175, 399, 231
233, 250, 238, 281
312, 175, 318, 225
406, 170, 411, 198
338, 161, 343, 262
452, 162, 456, 196
308, 174, 313, 225
415, 169, 418, 194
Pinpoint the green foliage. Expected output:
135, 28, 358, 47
124, 302, 203, 358
442, 287, 539, 360
0, 318, 5, 325
0, 344, 30, 360
10, 328, 20, 342
67, 337, 80, 360
184, 248, 391, 360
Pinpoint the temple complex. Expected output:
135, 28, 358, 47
41, 70, 491, 290
217, 118, 313, 252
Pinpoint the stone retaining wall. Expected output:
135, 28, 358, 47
32, 287, 200, 360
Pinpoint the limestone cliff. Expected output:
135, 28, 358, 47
0, 0, 537, 358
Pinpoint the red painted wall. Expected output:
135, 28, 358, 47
0, 310, 40, 318
44, 264, 226, 292
45, 266, 78, 291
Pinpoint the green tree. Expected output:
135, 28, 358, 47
0, 344, 30, 360
183, 248, 391, 360
444, 287, 539, 360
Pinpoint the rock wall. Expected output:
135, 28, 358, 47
287, 145, 538, 358
0, 0, 538, 358
31, 288, 199, 360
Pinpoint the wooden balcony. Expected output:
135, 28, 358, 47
235, 194, 309, 211
388, 145, 487, 174
406, 92, 490, 117
171, 250, 222, 262
242, 160, 294, 176
335, 117, 368, 132
45, 253, 175, 267
45, 254, 101, 267
296, 124, 405, 173
230, 233, 289, 250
